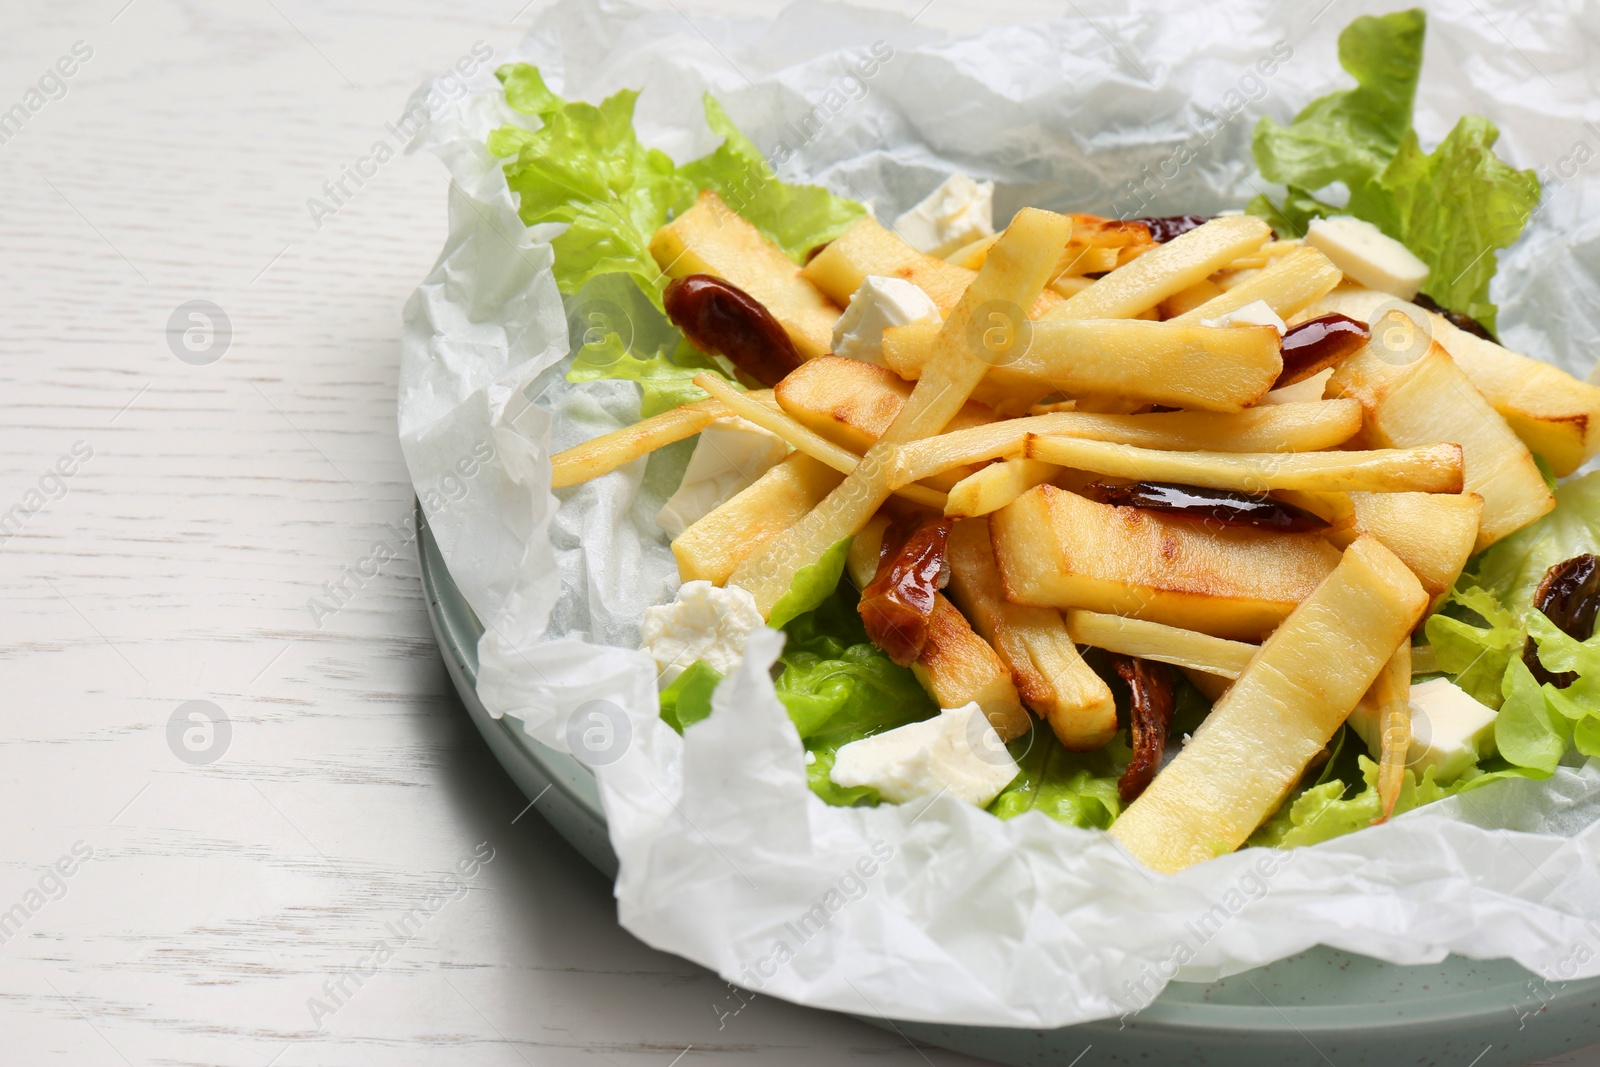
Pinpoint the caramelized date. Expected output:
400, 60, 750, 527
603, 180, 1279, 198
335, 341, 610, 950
1109, 654, 1176, 803
663, 274, 802, 388
1522, 554, 1600, 688
1130, 215, 1213, 243
1413, 293, 1497, 344
1274, 313, 1371, 388
1083, 481, 1327, 532
859, 516, 953, 666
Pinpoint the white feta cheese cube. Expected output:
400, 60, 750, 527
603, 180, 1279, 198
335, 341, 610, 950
830, 275, 942, 365
640, 580, 764, 686
892, 173, 996, 258
1200, 298, 1288, 335
829, 702, 1020, 807
656, 417, 789, 539
1306, 216, 1430, 300
1346, 676, 1499, 782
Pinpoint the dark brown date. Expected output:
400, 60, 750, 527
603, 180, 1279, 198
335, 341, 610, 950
859, 516, 953, 667
1274, 313, 1371, 388
1522, 553, 1600, 688
663, 273, 802, 388
1413, 293, 1497, 344
1109, 654, 1177, 803
1083, 481, 1328, 532
1130, 215, 1213, 243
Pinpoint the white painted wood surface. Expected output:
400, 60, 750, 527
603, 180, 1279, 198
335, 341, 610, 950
0, 1, 1593, 1065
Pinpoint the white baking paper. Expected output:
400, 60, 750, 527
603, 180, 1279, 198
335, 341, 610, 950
398, 0, 1600, 1027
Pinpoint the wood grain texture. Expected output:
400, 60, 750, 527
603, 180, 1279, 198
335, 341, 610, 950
0, 1, 1591, 1065
0, 1, 999, 1062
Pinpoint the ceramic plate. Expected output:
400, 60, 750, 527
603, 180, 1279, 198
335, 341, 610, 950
418, 504, 1600, 1066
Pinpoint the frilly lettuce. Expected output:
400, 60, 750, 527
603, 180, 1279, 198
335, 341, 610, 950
1249, 9, 1540, 331
488, 65, 864, 415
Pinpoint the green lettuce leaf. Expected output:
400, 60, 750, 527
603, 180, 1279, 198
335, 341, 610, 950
489, 65, 696, 311
1252, 9, 1424, 209
772, 564, 938, 807
1249, 9, 1540, 330
1247, 754, 1543, 848
659, 659, 724, 734
1471, 471, 1600, 612
676, 95, 866, 262
987, 727, 1129, 830
1363, 117, 1540, 331
1496, 654, 1568, 775
768, 537, 854, 630
1424, 585, 1524, 709
565, 331, 722, 418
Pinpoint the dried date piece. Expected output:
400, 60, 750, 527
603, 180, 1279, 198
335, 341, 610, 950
1130, 215, 1213, 243
1522, 553, 1600, 688
1083, 481, 1327, 532
1273, 313, 1371, 388
1110, 654, 1177, 803
859, 516, 953, 667
663, 274, 803, 388
1413, 293, 1498, 344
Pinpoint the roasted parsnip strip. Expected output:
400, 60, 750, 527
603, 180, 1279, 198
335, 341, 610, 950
671, 453, 841, 585
1173, 246, 1342, 324
1110, 536, 1428, 873
551, 397, 729, 488
1042, 215, 1272, 321
1064, 609, 1258, 679
945, 519, 1117, 750
692, 373, 948, 510
891, 402, 1365, 488
883, 317, 1283, 412
1372, 643, 1412, 823
944, 458, 1060, 518
1023, 435, 1464, 495
730, 208, 1074, 617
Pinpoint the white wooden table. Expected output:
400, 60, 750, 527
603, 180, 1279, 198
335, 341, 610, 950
0, 1, 1593, 1065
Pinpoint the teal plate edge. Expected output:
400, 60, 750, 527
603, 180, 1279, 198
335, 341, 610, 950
416, 502, 1600, 1067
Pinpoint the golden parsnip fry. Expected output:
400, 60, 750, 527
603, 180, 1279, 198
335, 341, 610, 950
1327, 336, 1552, 549
1173, 247, 1343, 324
883, 317, 1283, 412
892, 402, 1366, 489
944, 458, 1061, 518
1023, 435, 1464, 495
848, 517, 1032, 741
945, 520, 1117, 750
671, 454, 842, 585
801, 215, 1064, 318
1323, 491, 1483, 606
692, 373, 947, 511
1043, 215, 1271, 321
1064, 610, 1258, 679
551, 398, 727, 488
990, 486, 1341, 641
650, 191, 841, 359
730, 208, 1074, 617
1110, 536, 1428, 873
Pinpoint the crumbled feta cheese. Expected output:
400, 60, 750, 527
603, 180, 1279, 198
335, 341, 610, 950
656, 417, 789, 538
640, 581, 764, 686
829, 702, 1020, 807
831, 275, 942, 365
892, 173, 995, 258
804, 750, 817, 766
1306, 216, 1430, 300
1201, 299, 1288, 335
1346, 677, 1499, 782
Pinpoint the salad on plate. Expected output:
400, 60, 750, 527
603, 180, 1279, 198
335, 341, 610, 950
508, 9, 1600, 874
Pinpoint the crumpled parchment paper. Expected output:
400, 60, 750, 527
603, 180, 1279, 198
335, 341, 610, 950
398, 0, 1600, 1027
